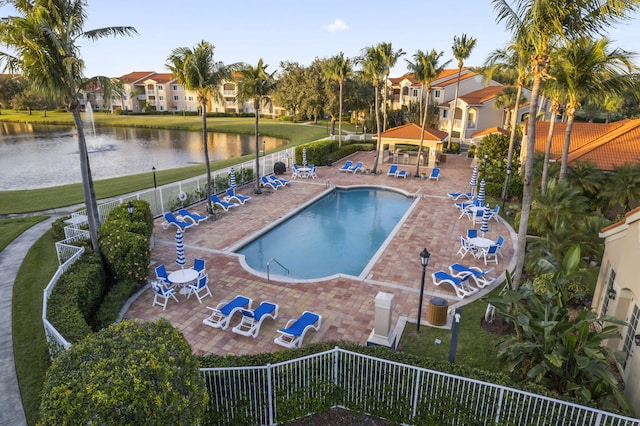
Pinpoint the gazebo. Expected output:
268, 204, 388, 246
377, 123, 448, 168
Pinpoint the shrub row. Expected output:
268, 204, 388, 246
294, 140, 375, 167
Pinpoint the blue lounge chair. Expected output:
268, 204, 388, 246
151, 281, 179, 311
428, 167, 440, 181
232, 301, 279, 338
431, 271, 479, 299
274, 311, 322, 348
396, 169, 408, 178
203, 295, 253, 330
211, 194, 239, 211
269, 175, 290, 186
162, 212, 195, 232
448, 263, 495, 288
387, 164, 398, 177
225, 188, 251, 204
178, 209, 208, 225
339, 161, 353, 172
261, 175, 283, 189
447, 192, 474, 201
348, 161, 364, 173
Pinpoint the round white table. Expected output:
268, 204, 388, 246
168, 268, 199, 295
468, 237, 495, 249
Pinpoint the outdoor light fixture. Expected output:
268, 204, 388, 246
152, 166, 157, 189
416, 248, 431, 333
607, 288, 617, 300
635, 334, 640, 347
127, 201, 134, 221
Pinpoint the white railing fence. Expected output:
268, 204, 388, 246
200, 347, 640, 426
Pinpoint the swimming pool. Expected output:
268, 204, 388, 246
236, 187, 414, 280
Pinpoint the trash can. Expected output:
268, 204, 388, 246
326, 158, 333, 167
427, 297, 448, 326
273, 161, 286, 175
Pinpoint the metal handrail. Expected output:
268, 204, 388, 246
266, 258, 289, 281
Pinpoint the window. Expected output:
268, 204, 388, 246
159, 105, 164, 111
173, 96, 179, 101
412, 89, 418, 97
188, 96, 194, 101
158, 95, 164, 101
434, 89, 441, 99
157, 85, 164, 91
172, 85, 179, 91
442, 110, 448, 119
601, 268, 616, 316
622, 304, 639, 368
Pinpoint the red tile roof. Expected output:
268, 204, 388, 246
144, 73, 176, 84
529, 119, 640, 170
471, 126, 509, 138
388, 69, 476, 88
379, 123, 448, 141
600, 205, 640, 233
457, 85, 507, 105
118, 71, 156, 84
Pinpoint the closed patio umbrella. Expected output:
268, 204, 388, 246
302, 148, 307, 166
480, 205, 491, 236
176, 229, 185, 269
477, 179, 486, 207
469, 166, 478, 194
229, 167, 237, 188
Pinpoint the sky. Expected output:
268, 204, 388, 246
2, 0, 640, 78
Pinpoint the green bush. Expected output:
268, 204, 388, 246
51, 216, 68, 241
467, 144, 476, 158
450, 142, 461, 154
93, 279, 143, 329
40, 320, 208, 425
47, 251, 105, 342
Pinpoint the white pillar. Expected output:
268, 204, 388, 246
367, 292, 396, 348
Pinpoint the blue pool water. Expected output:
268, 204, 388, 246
236, 188, 413, 279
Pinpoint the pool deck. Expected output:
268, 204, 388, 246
123, 152, 517, 356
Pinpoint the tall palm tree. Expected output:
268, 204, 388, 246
484, 40, 532, 203
492, 0, 639, 287
602, 163, 640, 212
447, 34, 477, 148
166, 40, 236, 213
0, 0, 137, 254
236, 59, 277, 194
323, 52, 353, 148
553, 37, 637, 181
406, 49, 450, 177
377, 42, 405, 132
493, 87, 527, 130
359, 44, 386, 174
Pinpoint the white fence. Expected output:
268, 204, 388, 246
200, 347, 640, 426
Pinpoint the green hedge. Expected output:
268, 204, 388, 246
93, 279, 143, 328
294, 140, 375, 167
47, 251, 105, 343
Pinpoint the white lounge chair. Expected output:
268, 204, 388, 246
387, 164, 398, 177
448, 263, 495, 288
274, 311, 322, 348
339, 161, 353, 172
162, 212, 195, 232
428, 167, 440, 181
261, 175, 282, 189
231, 301, 279, 338
224, 188, 251, 204
348, 161, 364, 173
203, 295, 252, 330
178, 209, 208, 225
431, 271, 479, 299
211, 194, 239, 211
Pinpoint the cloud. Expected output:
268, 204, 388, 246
324, 19, 349, 33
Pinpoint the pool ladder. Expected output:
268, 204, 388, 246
326, 180, 335, 188
266, 258, 289, 281
414, 187, 424, 199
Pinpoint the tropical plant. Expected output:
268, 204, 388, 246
601, 162, 640, 212
566, 160, 607, 211
323, 52, 353, 148
236, 58, 277, 193
405, 49, 450, 177
358, 44, 386, 174
492, 0, 640, 288
486, 247, 630, 411
166, 40, 237, 212
0, 0, 137, 254
39, 319, 208, 424
539, 83, 564, 194
377, 42, 405, 132
554, 37, 637, 181
447, 34, 477, 147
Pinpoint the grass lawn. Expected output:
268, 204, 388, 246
12, 227, 58, 426
0, 217, 47, 251
397, 286, 506, 373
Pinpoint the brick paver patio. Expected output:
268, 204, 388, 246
124, 152, 517, 356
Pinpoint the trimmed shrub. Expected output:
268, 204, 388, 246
93, 279, 143, 328
40, 320, 207, 425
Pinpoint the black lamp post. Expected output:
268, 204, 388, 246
502, 166, 511, 210
126, 201, 134, 221
416, 248, 431, 332
152, 166, 157, 189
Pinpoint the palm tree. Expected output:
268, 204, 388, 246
406, 49, 450, 177
601, 163, 640, 212
447, 34, 477, 148
166, 40, 236, 213
359, 44, 386, 174
484, 40, 532, 207
0, 0, 137, 254
493, 87, 527, 130
539, 84, 563, 194
377, 42, 405, 132
492, 0, 639, 287
553, 37, 637, 181
323, 52, 353, 148
236, 59, 277, 194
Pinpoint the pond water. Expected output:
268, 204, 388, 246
0, 122, 288, 190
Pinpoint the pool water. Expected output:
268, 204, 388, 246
236, 188, 413, 279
